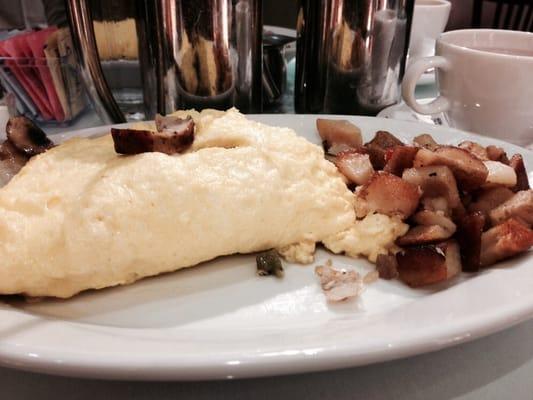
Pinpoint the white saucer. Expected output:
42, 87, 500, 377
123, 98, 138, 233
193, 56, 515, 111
377, 98, 446, 126
417, 71, 436, 86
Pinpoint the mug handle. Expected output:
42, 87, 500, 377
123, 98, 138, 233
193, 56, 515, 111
401, 56, 451, 115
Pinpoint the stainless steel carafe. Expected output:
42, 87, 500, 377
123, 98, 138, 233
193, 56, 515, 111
295, 0, 414, 115
66, 0, 262, 123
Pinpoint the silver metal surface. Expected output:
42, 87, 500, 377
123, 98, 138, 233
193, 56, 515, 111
67, 0, 262, 121
295, 0, 415, 115
65, 0, 126, 124
139, 0, 263, 115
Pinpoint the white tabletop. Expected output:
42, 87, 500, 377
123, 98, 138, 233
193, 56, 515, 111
4, 72, 533, 400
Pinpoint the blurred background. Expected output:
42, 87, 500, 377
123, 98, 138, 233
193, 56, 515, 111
0, 0, 530, 131
264, 0, 503, 30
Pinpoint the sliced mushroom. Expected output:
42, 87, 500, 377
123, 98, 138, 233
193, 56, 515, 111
365, 130, 404, 169
155, 113, 190, 132
396, 240, 461, 287
334, 151, 374, 186
402, 165, 461, 210
0, 139, 30, 187
458, 140, 489, 160
412, 210, 457, 233
414, 146, 488, 192
376, 254, 399, 280
383, 146, 419, 176
468, 186, 515, 218
316, 119, 363, 152
396, 225, 454, 246
111, 117, 195, 155
483, 160, 517, 187
354, 171, 421, 219
456, 211, 485, 272
509, 154, 530, 192
5, 116, 54, 156
489, 190, 533, 227
413, 134, 438, 151
480, 218, 533, 267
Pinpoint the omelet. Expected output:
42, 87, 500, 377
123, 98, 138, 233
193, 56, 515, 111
0, 109, 356, 298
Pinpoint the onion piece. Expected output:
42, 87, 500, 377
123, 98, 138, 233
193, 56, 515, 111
315, 262, 362, 302
483, 160, 517, 187
413, 134, 438, 151
334, 151, 374, 186
412, 210, 457, 233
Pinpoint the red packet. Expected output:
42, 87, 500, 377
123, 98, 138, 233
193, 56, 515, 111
0, 34, 53, 120
25, 27, 65, 121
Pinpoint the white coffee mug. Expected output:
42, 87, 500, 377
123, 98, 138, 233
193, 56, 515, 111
402, 29, 533, 147
409, 0, 451, 59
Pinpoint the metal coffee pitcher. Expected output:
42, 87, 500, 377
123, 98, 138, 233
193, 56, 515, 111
295, 0, 415, 116
66, 0, 262, 124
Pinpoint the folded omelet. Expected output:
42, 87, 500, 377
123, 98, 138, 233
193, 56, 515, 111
0, 109, 355, 298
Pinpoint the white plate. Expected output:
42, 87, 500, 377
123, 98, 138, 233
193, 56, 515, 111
0, 115, 532, 381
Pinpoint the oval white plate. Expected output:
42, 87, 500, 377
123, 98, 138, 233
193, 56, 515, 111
0, 115, 532, 381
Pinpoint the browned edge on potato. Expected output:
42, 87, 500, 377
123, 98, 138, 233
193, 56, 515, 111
480, 218, 533, 267
396, 240, 461, 287
365, 130, 404, 169
489, 190, 533, 227
355, 171, 421, 219
414, 146, 488, 192
383, 146, 419, 176
318, 120, 532, 288
456, 211, 485, 272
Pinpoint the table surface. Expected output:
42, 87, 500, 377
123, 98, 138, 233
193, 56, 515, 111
3, 73, 532, 400
2, 318, 533, 399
